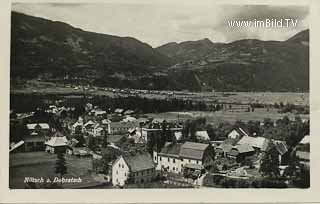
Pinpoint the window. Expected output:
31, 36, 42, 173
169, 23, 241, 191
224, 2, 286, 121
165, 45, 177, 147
168, 158, 170, 162
160, 156, 162, 161
189, 159, 191, 163
125, 173, 126, 176
122, 164, 124, 168
173, 159, 175, 163
196, 161, 199, 164
181, 158, 184, 162
173, 167, 175, 171
119, 163, 121, 168
116, 170, 118, 175
154, 156, 157, 161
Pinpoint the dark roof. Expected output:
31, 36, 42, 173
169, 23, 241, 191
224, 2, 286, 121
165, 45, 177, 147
179, 142, 209, 160
215, 143, 233, 153
230, 144, 254, 154
159, 143, 182, 158
123, 153, 155, 172
24, 136, 45, 142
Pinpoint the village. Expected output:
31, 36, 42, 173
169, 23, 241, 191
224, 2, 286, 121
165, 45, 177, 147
9, 93, 310, 189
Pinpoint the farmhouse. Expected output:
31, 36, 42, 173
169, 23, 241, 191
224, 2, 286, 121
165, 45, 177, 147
24, 123, 50, 151
227, 144, 255, 162
45, 132, 68, 154
154, 142, 215, 174
227, 127, 249, 139
237, 136, 269, 153
112, 153, 156, 186
141, 123, 183, 142
107, 122, 139, 134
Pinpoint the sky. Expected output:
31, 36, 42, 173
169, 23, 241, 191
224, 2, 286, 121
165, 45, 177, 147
12, 3, 309, 47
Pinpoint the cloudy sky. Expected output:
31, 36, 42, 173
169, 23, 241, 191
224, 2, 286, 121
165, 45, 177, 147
12, 3, 309, 47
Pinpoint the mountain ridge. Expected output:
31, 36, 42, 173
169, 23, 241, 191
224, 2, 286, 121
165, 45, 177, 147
11, 11, 309, 92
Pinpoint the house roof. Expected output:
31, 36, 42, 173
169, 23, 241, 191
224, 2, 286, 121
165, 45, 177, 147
45, 136, 68, 147
273, 140, 288, 155
228, 127, 248, 137
110, 122, 139, 128
238, 136, 269, 151
231, 144, 254, 154
222, 138, 239, 146
159, 143, 182, 157
24, 136, 45, 142
296, 151, 310, 161
174, 131, 183, 141
179, 142, 209, 160
84, 120, 95, 127
10, 141, 24, 152
195, 131, 210, 140
122, 153, 155, 172
299, 135, 310, 144
215, 143, 234, 153
52, 131, 65, 138
184, 163, 204, 170
26, 123, 49, 130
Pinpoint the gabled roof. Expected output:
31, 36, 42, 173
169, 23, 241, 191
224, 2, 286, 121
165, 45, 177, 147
159, 143, 182, 157
122, 153, 155, 172
45, 136, 68, 147
299, 135, 310, 144
231, 144, 254, 154
174, 131, 183, 141
27, 123, 49, 130
228, 127, 248, 137
52, 131, 65, 138
272, 140, 289, 155
215, 143, 234, 153
238, 136, 269, 151
84, 120, 95, 127
195, 131, 210, 140
10, 141, 24, 152
179, 142, 209, 160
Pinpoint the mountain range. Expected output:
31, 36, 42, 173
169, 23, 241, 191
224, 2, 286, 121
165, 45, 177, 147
11, 11, 309, 92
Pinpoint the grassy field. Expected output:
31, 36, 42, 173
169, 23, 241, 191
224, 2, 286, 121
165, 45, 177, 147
146, 109, 309, 124
11, 81, 309, 106
9, 152, 93, 189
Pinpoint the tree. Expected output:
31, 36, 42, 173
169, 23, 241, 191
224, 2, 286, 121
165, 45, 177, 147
283, 153, 300, 179
88, 136, 97, 151
259, 144, 280, 178
55, 152, 67, 180
102, 130, 108, 148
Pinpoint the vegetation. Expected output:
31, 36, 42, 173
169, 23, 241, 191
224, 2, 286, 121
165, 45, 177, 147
55, 152, 68, 178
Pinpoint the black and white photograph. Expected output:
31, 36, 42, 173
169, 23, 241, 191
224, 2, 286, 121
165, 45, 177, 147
8, 1, 310, 191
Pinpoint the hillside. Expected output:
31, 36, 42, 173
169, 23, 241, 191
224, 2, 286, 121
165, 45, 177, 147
157, 30, 309, 92
11, 12, 173, 81
11, 11, 309, 92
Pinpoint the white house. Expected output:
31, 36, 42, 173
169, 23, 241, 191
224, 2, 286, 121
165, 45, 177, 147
112, 153, 156, 186
195, 130, 210, 141
45, 132, 68, 154
227, 127, 249, 139
154, 142, 215, 174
